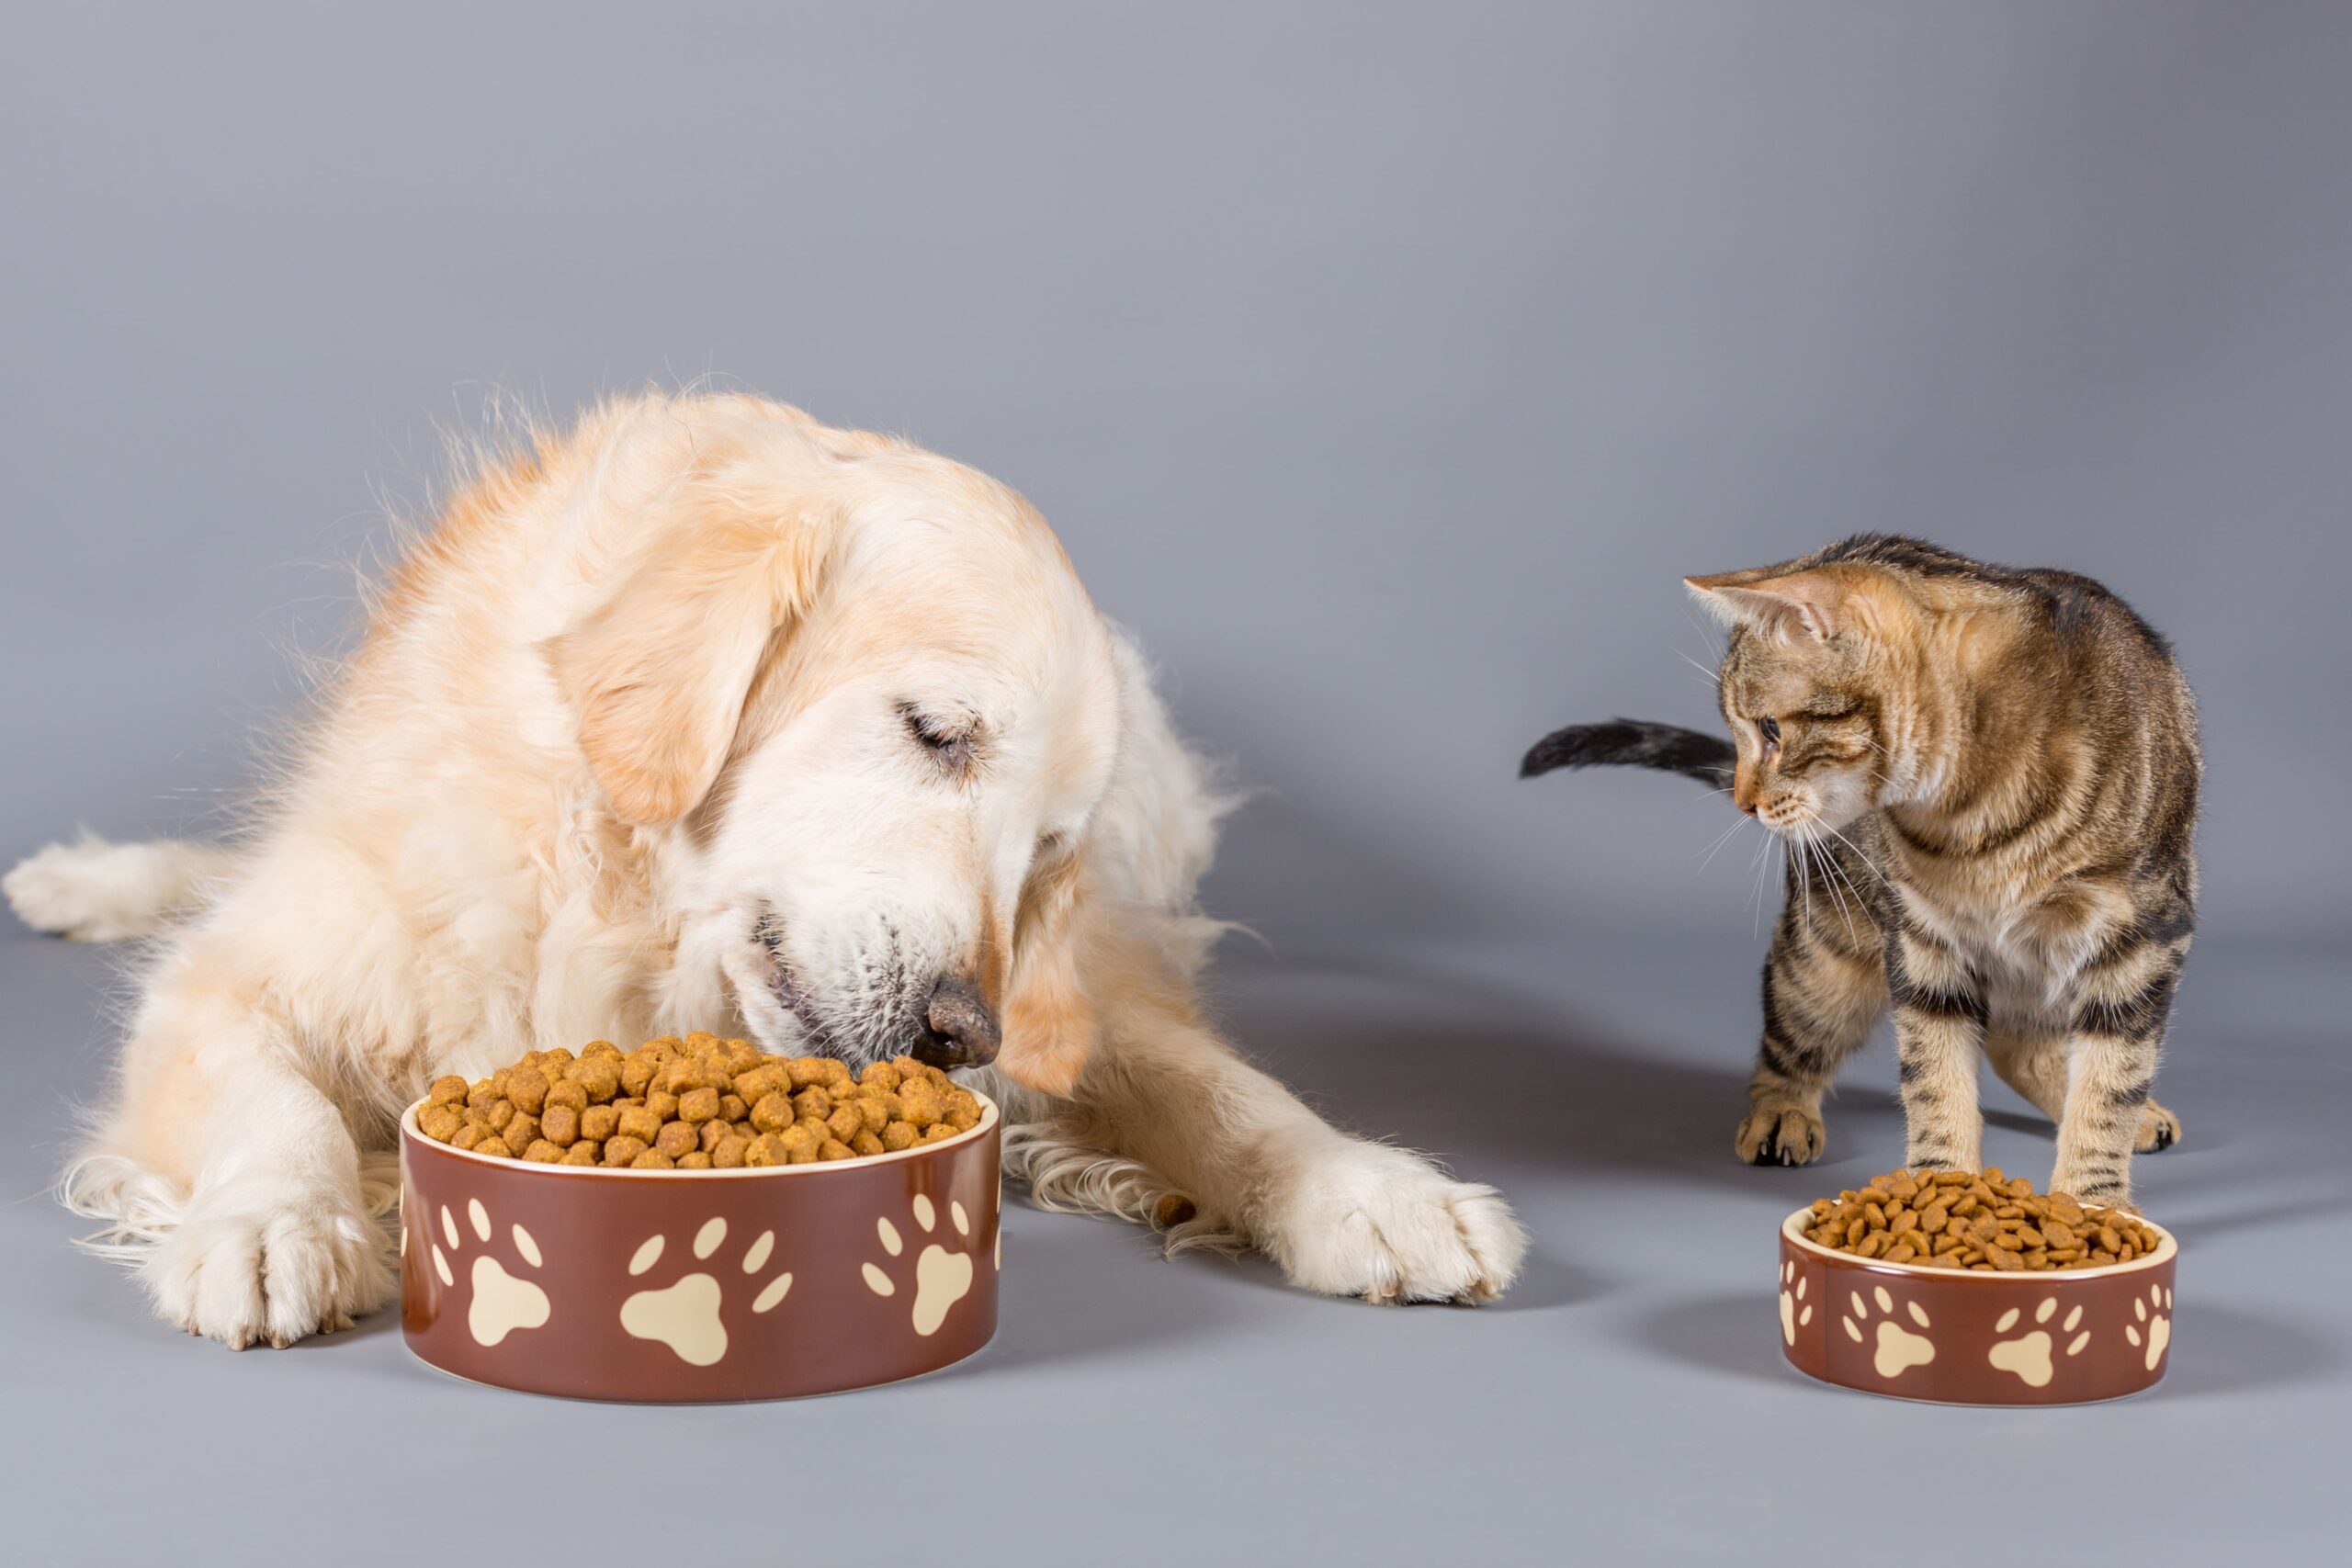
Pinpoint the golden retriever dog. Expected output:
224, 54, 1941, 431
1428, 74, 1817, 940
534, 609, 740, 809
6, 391, 1523, 1348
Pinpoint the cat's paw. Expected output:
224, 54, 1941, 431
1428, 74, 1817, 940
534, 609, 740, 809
2135, 1100, 2182, 1154
1736, 1101, 1825, 1166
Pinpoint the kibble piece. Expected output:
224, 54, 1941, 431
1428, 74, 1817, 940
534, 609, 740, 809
508, 1066, 551, 1115
428, 1075, 469, 1108
852, 1130, 885, 1157
818, 1138, 855, 1162
654, 1121, 700, 1161
751, 1093, 797, 1135
744, 1133, 790, 1168
899, 1079, 944, 1130
561, 1141, 602, 1167
880, 1122, 920, 1153
476, 1136, 514, 1159
603, 1134, 650, 1167
545, 1078, 589, 1114
618, 1053, 658, 1099
677, 1151, 713, 1169
541, 1104, 580, 1147
616, 1105, 664, 1144
420, 1104, 464, 1142
826, 1103, 865, 1144
712, 1134, 751, 1169
505, 1112, 541, 1152
569, 1056, 621, 1103
791, 1086, 832, 1122
524, 1139, 565, 1164
678, 1086, 722, 1125
718, 1093, 748, 1122
631, 1149, 675, 1170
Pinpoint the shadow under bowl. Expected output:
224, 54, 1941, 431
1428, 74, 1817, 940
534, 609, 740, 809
1777, 1207, 2176, 1405
399, 1096, 1001, 1402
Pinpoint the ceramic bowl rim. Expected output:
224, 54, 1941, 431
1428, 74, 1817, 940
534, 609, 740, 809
401, 1090, 997, 1179
1781, 1205, 2176, 1280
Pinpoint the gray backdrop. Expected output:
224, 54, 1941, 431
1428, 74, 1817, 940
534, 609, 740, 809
4, 6, 2346, 1565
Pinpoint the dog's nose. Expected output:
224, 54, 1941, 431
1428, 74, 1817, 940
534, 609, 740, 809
913, 976, 1001, 1069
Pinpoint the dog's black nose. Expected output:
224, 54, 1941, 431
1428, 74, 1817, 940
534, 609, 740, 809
912, 976, 1000, 1069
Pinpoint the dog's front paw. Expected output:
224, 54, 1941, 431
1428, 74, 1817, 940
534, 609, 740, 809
146, 1195, 392, 1348
1259, 1141, 1526, 1305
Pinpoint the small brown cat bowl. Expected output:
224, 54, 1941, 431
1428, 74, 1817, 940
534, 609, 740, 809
399, 1094, 1001, 1401
1778, 1207, 2176, 1405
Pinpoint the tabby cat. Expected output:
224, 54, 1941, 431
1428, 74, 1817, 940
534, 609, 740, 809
1525, 536, 2199, 1206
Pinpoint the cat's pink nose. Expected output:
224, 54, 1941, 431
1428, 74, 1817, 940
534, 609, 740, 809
1740, 801, 1759, 817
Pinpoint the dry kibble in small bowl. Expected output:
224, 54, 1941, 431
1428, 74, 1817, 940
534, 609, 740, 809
1800, 1168, 2160, 1272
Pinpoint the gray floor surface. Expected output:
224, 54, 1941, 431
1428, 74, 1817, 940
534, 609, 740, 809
3, 921, 2344, 1565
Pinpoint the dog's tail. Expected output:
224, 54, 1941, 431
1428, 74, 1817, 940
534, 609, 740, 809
1519, 718, 1736, 787
4, 836, 236, 942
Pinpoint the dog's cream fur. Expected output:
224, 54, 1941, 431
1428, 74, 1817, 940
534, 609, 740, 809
6, 392, 1523, 1348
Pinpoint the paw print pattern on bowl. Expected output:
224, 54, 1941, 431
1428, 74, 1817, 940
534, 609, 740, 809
1985, 1297, 2092, 1387
433, 1198, 552, 1348
2125, 1283, 2173, 1371
863, 1193, 976, 1337
618, 1217, 795, 1368
1841, 1284, 1935, 1380
1778, 1259, 1813, 1347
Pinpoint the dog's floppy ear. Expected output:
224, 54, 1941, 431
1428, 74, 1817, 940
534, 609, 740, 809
547, 490, 830, 826
997, 847, 1097, 1095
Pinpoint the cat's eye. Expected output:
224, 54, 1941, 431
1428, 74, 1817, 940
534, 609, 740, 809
1758, 716, 1781, 750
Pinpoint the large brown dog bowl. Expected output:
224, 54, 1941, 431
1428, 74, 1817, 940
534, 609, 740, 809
1778, 1207, 2175, 1404
399, 1095, 1001, 1401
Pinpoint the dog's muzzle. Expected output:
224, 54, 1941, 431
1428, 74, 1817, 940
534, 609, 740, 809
911, 976, 1000, 1070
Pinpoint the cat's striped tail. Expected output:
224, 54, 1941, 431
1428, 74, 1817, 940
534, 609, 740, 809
1520, 718, 1736, 787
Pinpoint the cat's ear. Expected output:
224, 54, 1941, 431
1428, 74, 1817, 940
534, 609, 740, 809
1684, 569, 1853, 642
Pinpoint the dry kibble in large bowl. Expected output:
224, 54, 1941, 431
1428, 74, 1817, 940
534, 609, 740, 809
415, 1033, 984, 1168
1802, 1168, 2162, 1270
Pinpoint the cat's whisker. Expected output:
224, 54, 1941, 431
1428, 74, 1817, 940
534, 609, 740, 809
1695, 815, 1748, 873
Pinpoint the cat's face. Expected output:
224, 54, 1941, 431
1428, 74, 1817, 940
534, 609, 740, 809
1690, 564, 1903, 838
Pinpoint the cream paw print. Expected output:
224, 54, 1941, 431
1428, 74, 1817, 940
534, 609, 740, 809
1986, 1296, 2091, 1387
1778, 1259, 1813, 1346
433, 1198, 551, 1348
1841, 1283, 1935, 1379
863, 1193, 976, 1337
618, 1217, 794, 1368
2124, 1283, 2173, 1371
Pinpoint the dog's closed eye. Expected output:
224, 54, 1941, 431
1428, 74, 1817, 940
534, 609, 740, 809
901, 705, 978, 774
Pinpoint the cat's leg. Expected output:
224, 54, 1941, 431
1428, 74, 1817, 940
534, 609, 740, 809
2050, 940, 2189, 1207
1736, 886, 1886, 1166
1886, 920, 1987, 1174
1986, 1019, 2181, 1154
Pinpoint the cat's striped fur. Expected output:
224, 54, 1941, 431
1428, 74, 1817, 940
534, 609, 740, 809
1525, 536, 2199, 1205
